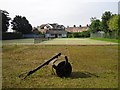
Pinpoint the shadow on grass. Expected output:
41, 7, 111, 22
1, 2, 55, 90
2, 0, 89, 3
70, 71, 99, 79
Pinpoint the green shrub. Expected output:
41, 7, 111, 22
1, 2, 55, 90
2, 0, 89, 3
67, 31, 90, 38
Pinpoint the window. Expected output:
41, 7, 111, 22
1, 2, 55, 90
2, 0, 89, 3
59, 34, 62, 36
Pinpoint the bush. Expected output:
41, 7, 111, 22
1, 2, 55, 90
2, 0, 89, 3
2, 32, 23, 40
67, 32, 74, 38
67, 31, 90, 38
81, 31, 90, 37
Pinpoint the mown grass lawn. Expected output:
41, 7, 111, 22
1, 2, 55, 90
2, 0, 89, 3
38, 38, 118, 45
2, 45, 118, 88
91, 38, 119, 43
2, 38, 34, 45
2, 38, 118, 45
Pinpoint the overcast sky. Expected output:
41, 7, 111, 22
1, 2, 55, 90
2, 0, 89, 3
0, 0, 119, 28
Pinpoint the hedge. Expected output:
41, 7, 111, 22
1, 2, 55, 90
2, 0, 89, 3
67, 31, 90, 38
2, 32, 23, 40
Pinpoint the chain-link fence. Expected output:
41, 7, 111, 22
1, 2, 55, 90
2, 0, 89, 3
90, 31, 119, 39
90, 31, 105, 38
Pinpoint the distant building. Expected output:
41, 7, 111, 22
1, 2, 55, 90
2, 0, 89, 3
45, 30, 67, 38
65, 26, 89, 33
39, 23, 67, 38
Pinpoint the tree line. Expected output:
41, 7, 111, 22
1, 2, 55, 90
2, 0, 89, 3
89, 11, 120, 39
1, 10, 119, 39
1, 9, 32, 34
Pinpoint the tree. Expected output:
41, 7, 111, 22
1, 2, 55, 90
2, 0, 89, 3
11, 15, 32, 34
101, 11, 112, 37
0, 10, 11, 32
90, 17, 97, 22
118, 15, 120, 39
108, 14, 119, 39
32, 27, 41, 35
89, 18, 101, 33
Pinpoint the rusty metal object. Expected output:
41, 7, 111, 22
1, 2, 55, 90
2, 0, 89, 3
19, 53, 72, 79
53, 56, 72, 77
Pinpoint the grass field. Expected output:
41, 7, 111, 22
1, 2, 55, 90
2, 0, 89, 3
91, 38, 119, 43
39, 38, 118, 45
2, 38, 118, 45
2, 38, 34, 45
2, 45, 118, 88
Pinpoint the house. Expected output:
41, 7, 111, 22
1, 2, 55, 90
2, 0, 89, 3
39, 23, 67, 38
37, 24, 48, 34
65, 26, 89, 33
45, 30, 67, 38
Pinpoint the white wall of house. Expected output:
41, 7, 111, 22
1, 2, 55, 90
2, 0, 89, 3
44, 26, 48, 30
45, 33, 67, 38
45, 34, 55, 38
45, 34, 50, 38
62, 34, 67, 37
44, 24, 53, 30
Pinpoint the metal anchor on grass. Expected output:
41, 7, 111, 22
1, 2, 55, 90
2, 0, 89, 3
19, 53, 72, 79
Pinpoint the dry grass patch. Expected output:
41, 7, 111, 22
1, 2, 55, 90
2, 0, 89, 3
2, 45, 118, 88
